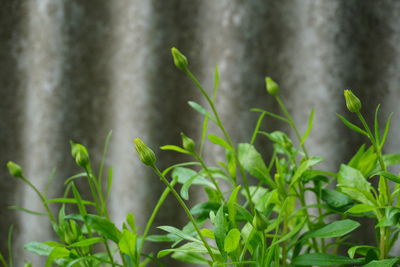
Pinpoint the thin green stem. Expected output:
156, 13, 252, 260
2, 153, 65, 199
103, 239, 117, 267
193, 152, 225, 202
151, 165, 216, 263
356, 111, 389, 259
184, 68, 255, 211
83, 167, 102, 214
21, 176, 56, 225
137, 179, 178, 265
275, 96, 309, 158
275, 95, 322, 252
185, 69, 233, 147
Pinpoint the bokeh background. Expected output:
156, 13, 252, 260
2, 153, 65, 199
1, 0, 400, 265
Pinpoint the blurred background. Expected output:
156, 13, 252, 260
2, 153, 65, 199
1, 0, 400, 265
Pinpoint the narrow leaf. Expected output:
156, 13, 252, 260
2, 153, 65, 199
68, 237, 103, 248
224, 228, 240, 253
301, 109, 315, 145
337, 113, 368, 137
304, 219, 360, 239
208, 134, 231, 150
160, 145, 190, 154
188, 101, 216, 123
363, 258, 398, 267
85, 214, 121, 243
292, 253, 364, 266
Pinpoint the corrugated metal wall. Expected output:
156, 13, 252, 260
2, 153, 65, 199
1, 0, 400, 265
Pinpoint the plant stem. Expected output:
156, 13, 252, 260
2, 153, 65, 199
275, 95, 323, 251
151, 165, 216, 263
193, 152, 225, 202
21, 176, 56, 225
185, 68, 255, 211
83, 166, 102, 215
137, 179, 178, 265
275, 96, 309, 158
103, 239, 117, 267
356, 111, 389, 259
185, 69, 232, 147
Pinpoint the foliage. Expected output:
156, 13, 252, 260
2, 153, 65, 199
2, 48, 400, 266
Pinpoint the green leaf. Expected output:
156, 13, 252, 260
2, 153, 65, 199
85, 214, 121, 243
119, 230, 136, 258
228, 186, 241, 228
200, 228, 215, 239
46, 247, 70, 267
272, 218, 306, 245
321, 189, 353, 209
337, 164, 375, 205
238, 143, 275, 188
8, 205, 47, 216
374, 171, 400, 184
348, 245, 377, 259
380, 113, 393, 149
208, 134, 232, 150
47, 198, 95, 206
126, 213, 136, 233
24, 242, 53, 256
345, 204, 376, 214
290, 157, 324, 186
214, 206, 227, 259
157, 242, 217, 258
382, 154, 400, 168
292, 253, 364, 266
71, 183, 87, 217
337, 113, 369, 137
300, 109, 315, 145
63, 172, 87, 185
374, 105, 381, 145
160, 145, 190, 154
363, 258, 398, 267
250, 108, 289, 123
68, 237, 103, 248
190, 202, 220, 220
224, 228, 240, 253
250, 111, 267, 145
188, 101, 216, 123
158, 226, 201, 244
348, 144, 366, 167
173, 167, 215, 200
171, 251, 210, 265
304, 219, 360, 239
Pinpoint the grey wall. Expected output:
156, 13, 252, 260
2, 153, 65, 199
1, 0, 400, 265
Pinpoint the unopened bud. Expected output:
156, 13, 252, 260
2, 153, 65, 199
171, 47, 188, 70
252, 210, 268, 231
64, 220, 80, 244
344, 90, 361, 113
70, 141, 89, 168
134, 138, 156, 166
6, 161, 23, 178
265, 77, 279, 96
180, 132, 195, 152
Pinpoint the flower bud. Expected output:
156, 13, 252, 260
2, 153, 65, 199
171, 47, 188, 70
344, 90, 361, 113
252, 210, 268, 231
180, 132, 195, 152
6, 161, 23, 178
134, 138, 156, 166
63, 220, 81, 244
265, 77, 279, 95
70, 141, 89, 168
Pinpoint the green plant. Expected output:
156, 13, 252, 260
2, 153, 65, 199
2, 47, 400, 266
